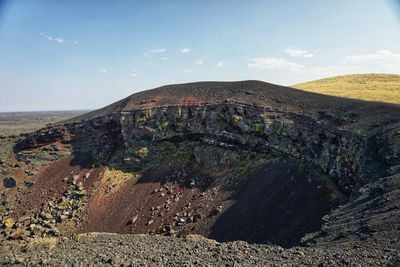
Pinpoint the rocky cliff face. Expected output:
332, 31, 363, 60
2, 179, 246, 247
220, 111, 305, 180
2, 81, 400, 249
18, 99, 398, 189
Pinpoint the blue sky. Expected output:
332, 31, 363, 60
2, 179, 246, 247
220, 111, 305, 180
0, 0, 399, 112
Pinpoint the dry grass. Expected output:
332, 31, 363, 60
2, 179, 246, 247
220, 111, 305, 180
292, 74, 400, 104
101, 167, 139, 192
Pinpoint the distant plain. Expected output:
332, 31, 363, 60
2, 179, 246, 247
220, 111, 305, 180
0, 111, 87, 137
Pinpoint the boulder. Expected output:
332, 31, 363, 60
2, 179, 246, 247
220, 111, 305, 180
3, 177, 16, 188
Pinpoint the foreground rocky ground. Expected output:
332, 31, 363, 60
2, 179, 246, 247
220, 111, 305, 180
1, 233, 399, 266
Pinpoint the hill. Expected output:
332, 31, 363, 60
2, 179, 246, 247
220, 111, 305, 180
293, 73, 400, 104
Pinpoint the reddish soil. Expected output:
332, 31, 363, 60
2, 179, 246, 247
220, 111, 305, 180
80, 163, 231, 238
12, 156, 103, 218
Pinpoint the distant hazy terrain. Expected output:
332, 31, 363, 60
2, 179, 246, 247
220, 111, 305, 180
293, 74, 400, 104
0, 111, 87, 137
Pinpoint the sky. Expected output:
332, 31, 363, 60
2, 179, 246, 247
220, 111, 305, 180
0, 0, 399, 112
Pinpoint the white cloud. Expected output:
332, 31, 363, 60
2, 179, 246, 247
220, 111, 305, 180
128, 69, 139, 77
344, 50, 400, 62
151, 48, 166, 53
248, 50, 400, 84
181, 48, 192, 54
303, 65, 367, 77
248, 57, 303, 71
195, 59, 204, 65
342, 50, 400, 73
183, 69, 193, 74
54, 38, 64, 44
145, 48, 167, 59
284, 48, 314, 58
161, 57, 170, 61
97, 69, 107, 73
39, 32, 78, 45
216, 61, 224, 68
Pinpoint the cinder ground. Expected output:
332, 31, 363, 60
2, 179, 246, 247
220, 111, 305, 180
1, 233, 399, 266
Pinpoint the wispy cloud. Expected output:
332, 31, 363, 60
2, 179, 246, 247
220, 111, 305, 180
183, 69, 193, 74
161, 57, 170, 61
181, 48, 192, 54
248, 49, 400, 83
97, 69, 107, 73
195, 59, 204, 65
344, 50, 400, 62
283, 48, 314, 58
151, 48, 166, 53
54, 38, 64, 44
303, 65, 366, 77
129, 69, 138, 77
342, 50, 400, 73
248, 57, 303, 71
40, 32, 78, 45
144, 48, 167, 59
216, 61, 224, 68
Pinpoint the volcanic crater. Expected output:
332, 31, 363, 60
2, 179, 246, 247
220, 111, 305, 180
1, 80, 400, 251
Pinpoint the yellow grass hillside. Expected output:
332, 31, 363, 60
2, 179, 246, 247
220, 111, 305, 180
292, 74, 400, 104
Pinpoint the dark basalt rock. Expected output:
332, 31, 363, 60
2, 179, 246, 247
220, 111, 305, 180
3, 177, 16, 188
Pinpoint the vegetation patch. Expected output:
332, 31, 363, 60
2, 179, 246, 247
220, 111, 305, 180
231, 114, 242, 125
233, 150, 272, 177
135, 147, 149, 158
101, 167, 137, 192
139, 141, 198, 172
